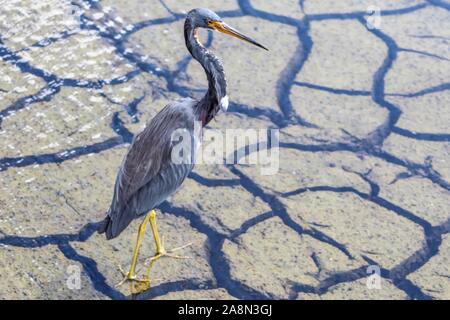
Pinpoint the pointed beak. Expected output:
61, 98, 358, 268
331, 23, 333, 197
208, 21, 269, 51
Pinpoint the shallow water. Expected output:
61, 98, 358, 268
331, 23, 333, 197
0, 0, 449, 300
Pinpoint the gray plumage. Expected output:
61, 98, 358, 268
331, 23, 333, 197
99, 9, 228, 239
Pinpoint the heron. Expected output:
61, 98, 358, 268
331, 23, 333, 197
98, 8, 267, 291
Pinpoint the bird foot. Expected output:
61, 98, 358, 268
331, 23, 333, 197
145, 240, 193, 267
116, 265, 151, 294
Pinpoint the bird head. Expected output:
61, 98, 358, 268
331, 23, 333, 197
187, 8, 268, 51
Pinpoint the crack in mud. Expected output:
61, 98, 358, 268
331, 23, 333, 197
0, 0, 449, 300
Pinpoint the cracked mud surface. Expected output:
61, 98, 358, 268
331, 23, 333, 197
0, 0, 449, 300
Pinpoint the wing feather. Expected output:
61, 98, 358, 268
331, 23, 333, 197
102, 99, 198, 238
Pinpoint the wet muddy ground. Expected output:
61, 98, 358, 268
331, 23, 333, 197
0, 0, 449, 300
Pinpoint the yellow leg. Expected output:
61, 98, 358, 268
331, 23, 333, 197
145, 210, 193, 278
116, 213, 151, 290
149, 210, 163, 254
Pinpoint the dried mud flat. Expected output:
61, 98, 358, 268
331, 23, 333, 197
0, 0, 449, 300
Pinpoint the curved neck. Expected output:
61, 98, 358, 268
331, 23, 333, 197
184, 19, 227, 125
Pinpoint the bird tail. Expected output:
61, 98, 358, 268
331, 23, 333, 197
97, 215, 117, 240
98, 209, 133, 240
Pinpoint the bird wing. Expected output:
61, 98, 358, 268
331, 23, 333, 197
118, 100, 196, 203
105, 99, 198, 237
